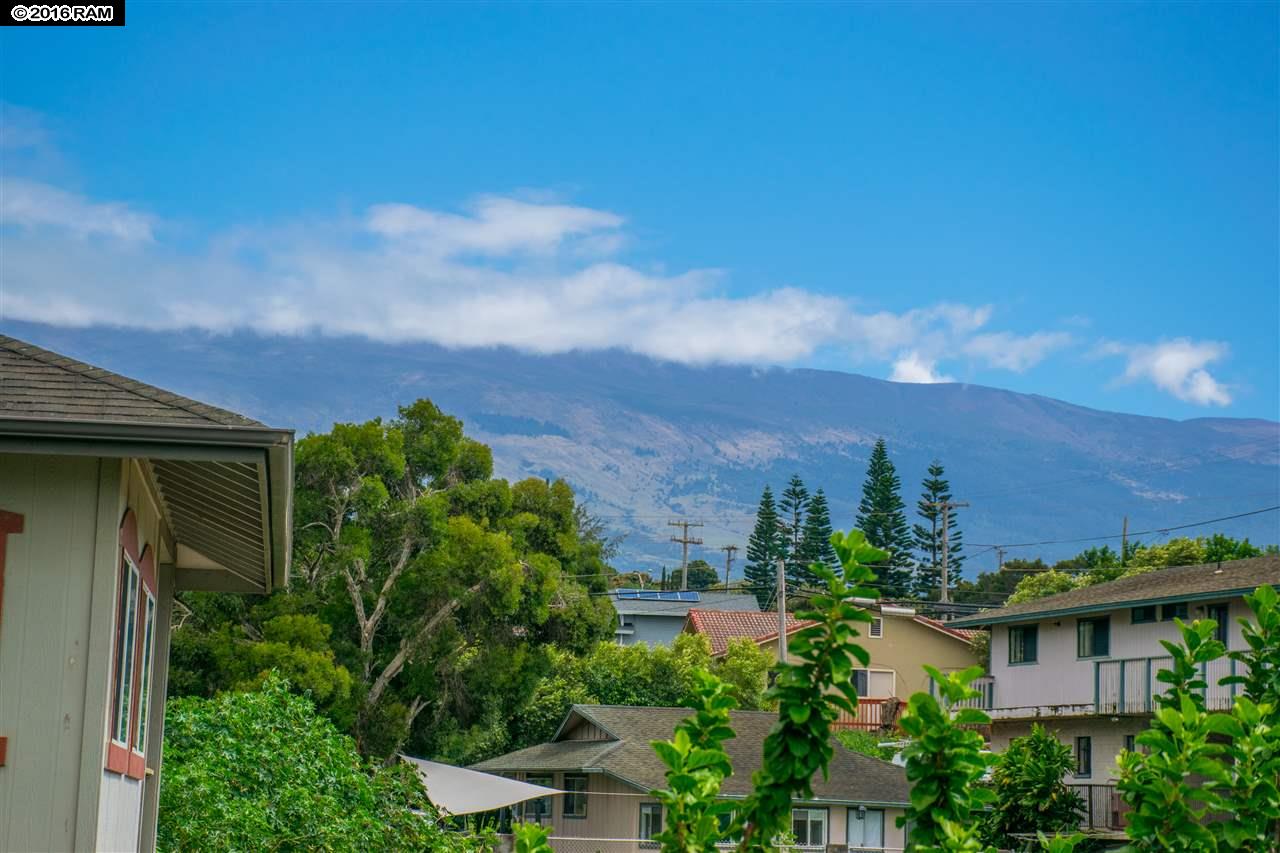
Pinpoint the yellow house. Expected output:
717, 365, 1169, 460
685, 602, 983, 727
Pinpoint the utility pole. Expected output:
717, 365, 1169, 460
995, 546, 1006, 573
668, 519, 704, 590
776, 557, 788, 664
1121, 516, 1129, 567
928, 500, 969, 604
719, 544, 739, 589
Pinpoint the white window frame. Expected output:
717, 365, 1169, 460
868, 617, 883, 639
790, 807, 828, 848
847, 806, 886, 851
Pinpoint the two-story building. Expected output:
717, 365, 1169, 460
685, 601, 982, 731
951, 555, 1279, 830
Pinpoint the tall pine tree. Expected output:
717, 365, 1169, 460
778, 474, 813, 588
912, 460, 964, 598
744, 485, 785, 609
798, 488, 838, 574
854, 438, 914, 597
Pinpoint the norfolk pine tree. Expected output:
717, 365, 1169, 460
912, 460, 964, 598
854, 438, 914, 597
744, 486, 785, 609
798, 489, 837, 574
778, 474, 813, 588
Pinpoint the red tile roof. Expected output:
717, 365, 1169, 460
685, 609, 817, 656
913, 615, 982, 642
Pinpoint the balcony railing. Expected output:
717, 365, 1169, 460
926, 675, 995, 710
832, 697, 897, 730
1095, 655, 1240, 714
1067, 784, 1127, 831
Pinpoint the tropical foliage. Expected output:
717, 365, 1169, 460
158, 674, 488, 852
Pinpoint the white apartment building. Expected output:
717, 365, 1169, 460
951, 555, 1278, 834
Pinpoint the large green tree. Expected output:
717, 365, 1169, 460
744, 485, 785, 609
798, 489, 838, 575
854, 438, 914, 597
171, 399, 616, 764
911, 460, 964, 599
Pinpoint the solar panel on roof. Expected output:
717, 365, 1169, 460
611, 588, 701, 602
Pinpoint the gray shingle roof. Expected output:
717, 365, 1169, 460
611, 591, 761, 616
472, 704, 910, 806
951, 554, 1280, 627
0, 335, 262, 427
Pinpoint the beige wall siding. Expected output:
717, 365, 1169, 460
860, 616, 978, 698
0, 453, 104, 853
754, 614, 977, 700
513, 771, 644, 841
991, 717, 1148, 784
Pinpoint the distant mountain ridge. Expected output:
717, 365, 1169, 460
6, 321, 1278, 575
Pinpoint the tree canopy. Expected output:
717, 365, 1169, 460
170, 399, 616, 765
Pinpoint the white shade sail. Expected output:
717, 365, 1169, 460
401, 755, 562, 816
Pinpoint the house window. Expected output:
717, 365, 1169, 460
110, 552, 141, 747
1161, 602, 1188, 622
847, 806, 885, 851
1124, 734, 1136, 753
639, 803, 662, 841
1009, 624, 1038, 664
1075, 736, 1092, 777
1208, 604, 1230, 644
563, 773, 588, 818
1131, 605, 1157, 624
107, 512, 159, 780
852, 669, 869, 697
869, 617, 883, 638
1077, 617, 1110, 658
133, 592, 157, 754
790, 807, 827, 848
523, 775, 553, 821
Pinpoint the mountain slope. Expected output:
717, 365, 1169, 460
6, 321, 1277, 574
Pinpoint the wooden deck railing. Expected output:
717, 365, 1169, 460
832, 697, 895, 731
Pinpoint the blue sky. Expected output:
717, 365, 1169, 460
1, 1, 1276, 419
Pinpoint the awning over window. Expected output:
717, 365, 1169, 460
400, 755, 561, 816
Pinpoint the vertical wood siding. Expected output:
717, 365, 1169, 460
0, 453, 103, 853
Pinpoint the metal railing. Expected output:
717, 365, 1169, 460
1095, 655, 1241, 714
926, 675, 995, 710
1067, 783, 1126, 831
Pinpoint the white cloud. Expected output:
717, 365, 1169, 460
0, 177, 1088, 380
964, 331, 1073, 372
366, 195, 623, 256
1100, 338, 1233, 406
1, 177, 154, 242
890, 351, 954, 383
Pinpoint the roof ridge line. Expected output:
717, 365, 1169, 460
0, 334, 260, 427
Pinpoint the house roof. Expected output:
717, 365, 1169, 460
0, 335, 293, 593
913, 614, 983, 643
0, 335, 263, 427
610, 590, 761, 617
472, 704, 910, 807
951, 555, 1280, 627
685, 609, 818, 655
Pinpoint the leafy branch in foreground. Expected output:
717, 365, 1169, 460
896, 665, 994, 851
1119, 585, 1280, 851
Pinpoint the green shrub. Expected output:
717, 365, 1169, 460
158, 674, 486, 852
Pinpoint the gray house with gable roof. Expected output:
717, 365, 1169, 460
607, 588, 760, 646
0, 336, 294, 853
473, 704, 910, 851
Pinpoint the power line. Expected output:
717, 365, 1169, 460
969, 505, 1280, 551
